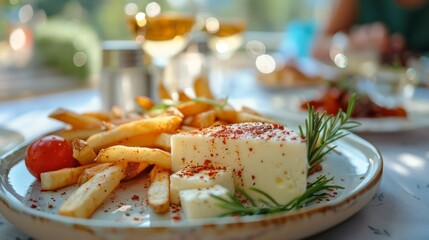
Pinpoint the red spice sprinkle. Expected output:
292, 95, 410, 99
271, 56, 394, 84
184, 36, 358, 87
172, 216, 181, 221
61, 192, 67, 196
251, 175, 255, 180
185, 122, 304, 142
30, 204, 37, 208
131, 195, 140, 201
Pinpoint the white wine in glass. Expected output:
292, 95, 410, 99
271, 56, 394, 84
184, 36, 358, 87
203, 17, 245, 97
205, 17, 246, 60
129, 12, 195, 101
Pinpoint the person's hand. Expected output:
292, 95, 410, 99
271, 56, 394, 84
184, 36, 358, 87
347, 22, 405, 63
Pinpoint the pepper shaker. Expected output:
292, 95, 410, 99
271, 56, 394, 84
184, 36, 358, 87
100, 40, 152, 113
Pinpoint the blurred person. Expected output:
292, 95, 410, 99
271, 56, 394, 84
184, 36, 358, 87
312, 0, 429, 65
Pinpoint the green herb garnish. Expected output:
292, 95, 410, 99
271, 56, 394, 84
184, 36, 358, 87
299, 94, 360, 172
212, 176, 343, 216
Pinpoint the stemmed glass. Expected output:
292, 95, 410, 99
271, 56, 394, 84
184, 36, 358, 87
128, 2, 197, 101
203, 16, 246, 97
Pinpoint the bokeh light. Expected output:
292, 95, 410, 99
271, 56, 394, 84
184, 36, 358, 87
245, 40, 266, 58
205, 17, 219, 34
146, 2, 161, 17
135, 12, 146, 27
333, 53, 348, 68
19, 4, 34, 24
9, 28, 27, 51
73, 52, 87, 67
255, 54, 276, 74
124, 3, 138, 16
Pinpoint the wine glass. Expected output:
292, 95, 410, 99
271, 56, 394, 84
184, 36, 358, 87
205, 17, 246, 60
203, 16, 246, 97
128, 3, 197, 101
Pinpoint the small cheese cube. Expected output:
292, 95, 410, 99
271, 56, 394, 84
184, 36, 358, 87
179, 185, 230, 219
171, 122, 307, 205
170, 163, 234, 204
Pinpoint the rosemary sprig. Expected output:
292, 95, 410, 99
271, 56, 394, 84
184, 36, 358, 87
299, 94, 360, 172
212, 176, 343, 216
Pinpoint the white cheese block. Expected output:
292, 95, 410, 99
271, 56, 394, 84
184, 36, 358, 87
170, 163, 234, 204
171, 122, 307, 204
179, 184, 230, 219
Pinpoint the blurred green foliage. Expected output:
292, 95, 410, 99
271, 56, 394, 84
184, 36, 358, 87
34, 18, 101, 80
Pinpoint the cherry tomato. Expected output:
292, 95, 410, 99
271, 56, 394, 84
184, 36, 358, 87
25, 135, 77, 180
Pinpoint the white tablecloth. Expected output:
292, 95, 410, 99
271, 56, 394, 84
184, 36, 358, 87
1, 83, 429, 239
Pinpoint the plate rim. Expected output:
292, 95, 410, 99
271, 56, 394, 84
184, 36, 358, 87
0, 131, 383, 237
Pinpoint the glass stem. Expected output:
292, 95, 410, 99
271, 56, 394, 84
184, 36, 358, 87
152, 58, 179, 102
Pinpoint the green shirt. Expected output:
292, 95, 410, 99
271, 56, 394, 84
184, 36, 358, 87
357, 0, 429, 53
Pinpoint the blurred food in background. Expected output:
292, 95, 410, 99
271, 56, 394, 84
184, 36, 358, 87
300, 78, 408, 118
257, 63, 323, 88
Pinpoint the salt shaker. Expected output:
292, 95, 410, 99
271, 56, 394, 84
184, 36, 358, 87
100, 40, 152, 113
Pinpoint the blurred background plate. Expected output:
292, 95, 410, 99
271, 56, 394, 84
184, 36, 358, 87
267, 88, 429, 132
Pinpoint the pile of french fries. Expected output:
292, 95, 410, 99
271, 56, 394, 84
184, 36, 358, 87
42, 96, 276, 219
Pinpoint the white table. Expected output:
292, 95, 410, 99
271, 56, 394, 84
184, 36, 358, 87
1, 81, 429, 239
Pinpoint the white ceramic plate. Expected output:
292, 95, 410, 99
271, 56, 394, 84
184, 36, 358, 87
0, 127, 24, 156
0, 133, 382, 240
268, 88, 429, 132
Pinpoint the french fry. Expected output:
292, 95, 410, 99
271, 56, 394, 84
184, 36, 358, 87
216, 106, 276, 124
178, 91, 191, 101
215, 106, 238, 123
82, 112, 112, 122
176, 102, 212, 118
187, 109, 216, 128
72, 139, 97, 165
86, 115, 182, 152
95, 146, 172, 170
114, 133, 159, 148
158, 81, 172, 100
235, 112, 277, 124
110, 115, 145, 126
77, 163, 112, 186
241, 106, 263, 116
40, 164, 98, 191
209, 120, 229, 127
179, 125, 198, 132
49, 108, 102, 129
148, 166, 170, 213
154, 107, 184, 118
154, 133, 172, 152
193, 75, 214, 99
58, 127, 102, 142
101, 121, 116, 131
59, 164, 126, 218
135, 96, 155, 110
123, 162, 150, 181
111, 106, 123, 119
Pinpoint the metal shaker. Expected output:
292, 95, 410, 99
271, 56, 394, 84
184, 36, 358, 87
100, 40, 152, 113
